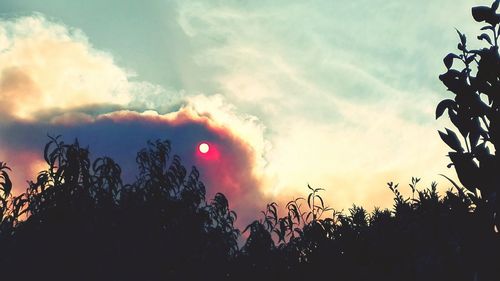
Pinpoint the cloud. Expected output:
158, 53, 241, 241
175, 0, 468, 209
0, 1, 474, 227
2, 108, 265, 225
0, 14, 269, 228
0, 16, 135, 119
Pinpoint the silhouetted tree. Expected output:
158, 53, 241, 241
437, 0, 500, 230
437, 2, 500, 278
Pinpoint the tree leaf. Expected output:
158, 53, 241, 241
443, 53, 460, 69
472, 6, 500, 25
448, 152, 480, 192
315, 194, 325, 209
243, 221, 257, 234
493, 0, 500, 11
456, 29, 467, 45
439, 129, 464, 152
448, 109, 470, 138
439, 69, 462, 92
481, 25, 495, 30
472, 6, 493, 22
468, 117, 482, 149
1, 171, 12, 197
478, 33, 493, 45
465, 55, 476, 65
436, 99, 456, 119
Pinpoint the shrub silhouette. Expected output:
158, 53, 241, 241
1, 2, 500, 280
437, 0, 500, 231
233, 180, 500, 281
0, 136, 499, 280
1, 136, 239, 280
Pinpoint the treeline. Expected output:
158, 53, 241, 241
0, 136, 498, 281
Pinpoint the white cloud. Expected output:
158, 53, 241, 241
174, 0, 472, 210
0, 0, 478, 215
0, 15, 169, 120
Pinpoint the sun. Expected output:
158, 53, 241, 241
199, 142, 210, 154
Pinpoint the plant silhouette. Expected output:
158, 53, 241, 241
438, 0, 500, 230
0, 136, 499, 280
1, 1, 500, 281
232, 179, 500, 281
1, 136, 239, 280
436, 1, 500, 278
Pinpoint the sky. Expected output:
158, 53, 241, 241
0, 0, 488, 227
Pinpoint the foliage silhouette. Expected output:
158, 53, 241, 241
438, 0, 500, 232
0, 135, 499, 280
234, 179, 500, 281
1, 136, 239, 280
1, 2, 500, 280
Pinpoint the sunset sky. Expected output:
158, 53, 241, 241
0, 0, 486, 226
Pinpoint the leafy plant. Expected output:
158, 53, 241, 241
438, 0, 500, 229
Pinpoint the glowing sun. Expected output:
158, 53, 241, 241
199, 143, 210, 154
